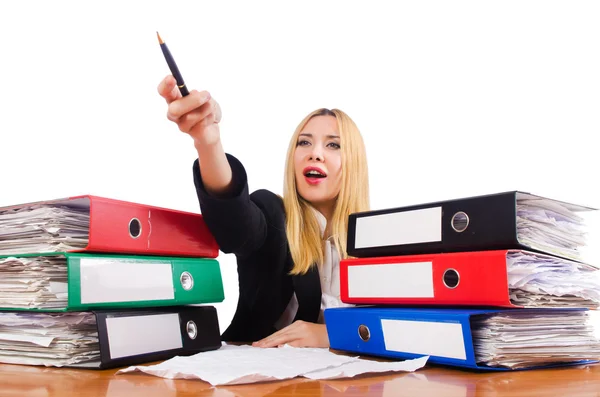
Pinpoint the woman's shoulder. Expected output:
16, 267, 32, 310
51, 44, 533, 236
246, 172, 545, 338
249, 189, 287, 228
250, 189, 284, 213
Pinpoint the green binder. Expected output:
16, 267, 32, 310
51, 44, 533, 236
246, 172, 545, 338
0, 252, 224, 311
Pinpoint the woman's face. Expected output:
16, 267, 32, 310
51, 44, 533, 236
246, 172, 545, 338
294, 115, 342, 216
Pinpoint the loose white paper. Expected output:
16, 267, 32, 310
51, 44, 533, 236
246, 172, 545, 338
303, 355, 429, 379
117, 344, 427, 385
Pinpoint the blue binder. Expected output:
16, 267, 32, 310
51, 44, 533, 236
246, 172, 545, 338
324, 307, 599, 371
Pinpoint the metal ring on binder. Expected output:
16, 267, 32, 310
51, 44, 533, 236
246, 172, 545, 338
180, 271, 194, 290
358, 324, 370, 342
443, 268, 460, 289
451, 211, 469, 232
186, 321, 198, 340
128, 218, 142, 238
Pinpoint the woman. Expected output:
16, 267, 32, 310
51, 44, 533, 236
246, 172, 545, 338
158, 75, 369, 348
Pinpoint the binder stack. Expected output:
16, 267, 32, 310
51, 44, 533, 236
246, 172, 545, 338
324, 191, 600, 370
0, 195, 224, 369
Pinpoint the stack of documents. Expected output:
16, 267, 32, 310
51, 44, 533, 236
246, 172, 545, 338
0, 195, 220, 257
507, 250, 600, 307
0, 256, 68, 309
516, 196, 589, 262
0, 206, 89, 254
339, 249, 600, 308
472, 310, 600, 369
0, 195, 224, 369
0, 312, 100, 367
0, 253, 224, 311
346, 191, 596, 262
325, 307, 600, 370
0, 306, 221, 369
326, 191, 600, 371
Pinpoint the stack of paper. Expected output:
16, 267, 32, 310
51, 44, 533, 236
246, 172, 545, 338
0, 195, 225, 370
0, 205, 89, 254
0, 312, 100, 367
472, 310, 600, 369
0, 256, 67, 309
507, 251, 600, 307
516, 197, 589, 262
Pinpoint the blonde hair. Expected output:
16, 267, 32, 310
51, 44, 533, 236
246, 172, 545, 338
283, 108, 370, 275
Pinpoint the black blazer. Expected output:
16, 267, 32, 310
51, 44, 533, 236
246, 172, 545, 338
193, 154, 322, 342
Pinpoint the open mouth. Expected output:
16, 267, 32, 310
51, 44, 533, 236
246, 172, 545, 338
304, 169, 326, 178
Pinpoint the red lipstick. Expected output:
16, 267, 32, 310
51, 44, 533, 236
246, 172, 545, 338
303, 166, 327, 185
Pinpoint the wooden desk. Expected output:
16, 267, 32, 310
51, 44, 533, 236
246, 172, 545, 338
0, 361, 599, 397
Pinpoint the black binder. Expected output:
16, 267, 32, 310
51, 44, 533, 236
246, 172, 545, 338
91, 305, 221, 369
347, 191, 595, 261
0, 306, 221, 369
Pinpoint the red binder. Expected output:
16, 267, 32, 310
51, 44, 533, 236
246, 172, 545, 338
340, 249, 599, 308
0, 195, 219, 257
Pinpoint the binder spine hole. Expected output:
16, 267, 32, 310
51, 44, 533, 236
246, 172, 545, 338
358, 324, 370, 342
186, 321, 198, 340
128, 218, 142, 238
450, 211, 469, 232
442, 268, 460, 289
180, 271, 194, 291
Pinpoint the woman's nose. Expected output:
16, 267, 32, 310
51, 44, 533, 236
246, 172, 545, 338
308, 146, 323, 161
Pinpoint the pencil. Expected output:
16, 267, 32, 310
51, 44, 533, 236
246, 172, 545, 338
157, 32, 189, 97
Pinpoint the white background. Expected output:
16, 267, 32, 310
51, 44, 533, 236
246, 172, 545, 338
1, 1, 598, 333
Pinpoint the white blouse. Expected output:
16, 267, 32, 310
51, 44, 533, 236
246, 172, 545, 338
274, 208, 354, 330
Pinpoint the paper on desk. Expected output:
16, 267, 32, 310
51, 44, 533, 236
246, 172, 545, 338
117, 344, 427, 385
303, 355, 428, 379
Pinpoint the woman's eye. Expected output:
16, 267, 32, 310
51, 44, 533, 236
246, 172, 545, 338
297, 140, 310, 146
327, 142, 341, 149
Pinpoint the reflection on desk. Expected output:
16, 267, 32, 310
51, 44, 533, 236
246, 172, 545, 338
0, 361, 599, 397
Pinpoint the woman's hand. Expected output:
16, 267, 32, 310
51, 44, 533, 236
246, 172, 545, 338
157, 75, 222, 147
252, 321, 330, 348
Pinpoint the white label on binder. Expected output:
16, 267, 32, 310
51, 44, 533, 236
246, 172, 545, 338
347, 262, 434, 298
354, 207, 442, 249
381, 319, 466, 360
79, 259, 175, 304
106, 313, 183, 359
